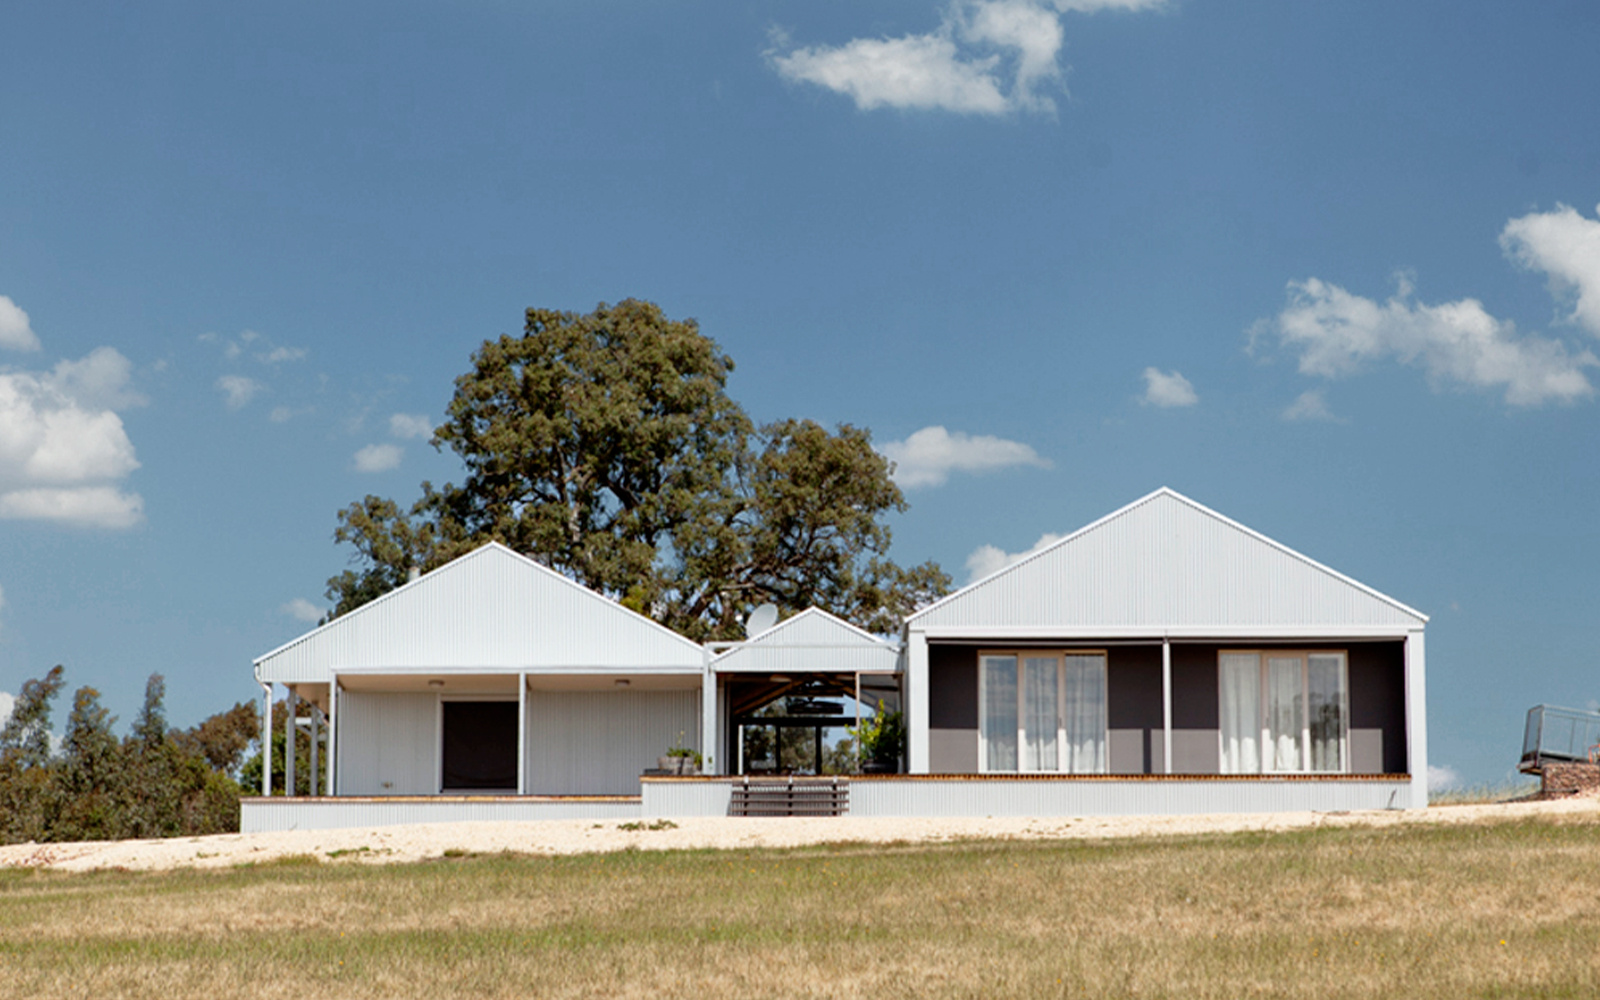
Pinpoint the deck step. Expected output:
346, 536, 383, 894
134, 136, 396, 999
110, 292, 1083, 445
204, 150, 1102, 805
729, 777, 849, 817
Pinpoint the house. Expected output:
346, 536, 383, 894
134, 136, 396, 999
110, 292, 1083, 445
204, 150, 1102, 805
243, 488, 1427, 831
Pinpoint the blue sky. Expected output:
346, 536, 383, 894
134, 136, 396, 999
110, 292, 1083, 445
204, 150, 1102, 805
3, 0, 1598, 788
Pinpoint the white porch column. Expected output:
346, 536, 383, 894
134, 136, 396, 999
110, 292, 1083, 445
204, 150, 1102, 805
327, 679, 338, 797
260, 682, 272, 796
1162, 637, 1173, 774
1405, 629, 1428, 809
517, 672, 527, 795
907, 630, 929, 773
700, 663, 719, 775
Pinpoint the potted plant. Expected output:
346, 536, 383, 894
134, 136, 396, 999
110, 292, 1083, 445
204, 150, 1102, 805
851, 701, 904, 774
658, 733, 702, 775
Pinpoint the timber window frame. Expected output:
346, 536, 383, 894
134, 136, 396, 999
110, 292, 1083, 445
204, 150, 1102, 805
1217, 650, 1349, 775
977, 650, 1108, 774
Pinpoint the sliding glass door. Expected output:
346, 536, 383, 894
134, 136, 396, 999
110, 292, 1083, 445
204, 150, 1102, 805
980, 651, 1107, 773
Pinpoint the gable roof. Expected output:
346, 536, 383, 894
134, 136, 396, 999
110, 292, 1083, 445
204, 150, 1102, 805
255, 542, 704, 683
711, 607, 901, 674
908, 488, 1427, 635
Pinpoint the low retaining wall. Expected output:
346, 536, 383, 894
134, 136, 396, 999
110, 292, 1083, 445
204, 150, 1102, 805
240, 795, 641, 833
644, 775, 1418, 818
1540, 762, 1600, 799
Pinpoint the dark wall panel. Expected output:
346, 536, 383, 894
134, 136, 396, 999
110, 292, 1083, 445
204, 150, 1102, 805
1348, 641, 1408, 773
929, 645, 978, 729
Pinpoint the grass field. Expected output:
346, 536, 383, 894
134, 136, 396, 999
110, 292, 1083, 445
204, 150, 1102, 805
2, 813, 1598, 999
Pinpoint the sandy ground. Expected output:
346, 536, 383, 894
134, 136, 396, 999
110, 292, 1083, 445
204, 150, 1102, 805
2, 796, 1597, 873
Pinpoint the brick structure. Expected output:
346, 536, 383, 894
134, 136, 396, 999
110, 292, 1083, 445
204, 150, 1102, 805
1539, 761, 1600, 799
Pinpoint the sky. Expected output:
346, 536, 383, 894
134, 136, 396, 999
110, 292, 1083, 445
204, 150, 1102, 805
2, 0, 1598, 789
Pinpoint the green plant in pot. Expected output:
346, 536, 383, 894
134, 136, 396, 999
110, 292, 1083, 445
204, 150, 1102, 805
851, 701, 904, 774
659, 733, 702, 775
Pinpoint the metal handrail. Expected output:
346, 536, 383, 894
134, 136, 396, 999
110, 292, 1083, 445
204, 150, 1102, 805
1521, 704, 1600, 771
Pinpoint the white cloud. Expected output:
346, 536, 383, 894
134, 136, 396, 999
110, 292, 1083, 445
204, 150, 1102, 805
389, 413, 433, 440
353, 443, 403, 473
1283, 388, 1337, 422
879, 425, 1049, 488
0, 295, 41, 352
965, 531, 1067, 582
216, 375, 263, 410
1268, 276, 1596, 406
768, 0, 1160, 116
281, 597, 323, 623
1500, 202, 1600, 337
0, 486, 143, 529
1140, 367, 1198, 407
257, 346, 307, 364
0, 690, 13, 729
0, 348, 145, 529
1427, 764, 1461, 793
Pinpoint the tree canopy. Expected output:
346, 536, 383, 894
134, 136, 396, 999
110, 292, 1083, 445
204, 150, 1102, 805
327, 299, 948, 639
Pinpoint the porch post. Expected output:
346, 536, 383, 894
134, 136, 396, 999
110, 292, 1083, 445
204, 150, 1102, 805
517, 672, 527, 795
260, 682, 272, 796
1405, 629, 1428, 809
701, 660, 719, 775
1162, 637, 1173, 774
907, 630, 929, 773
284, 687, 296, 797
327, 678, 338, 796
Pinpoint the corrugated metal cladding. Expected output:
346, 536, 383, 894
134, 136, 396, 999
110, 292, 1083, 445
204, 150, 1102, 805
911, 489, 1427, 632
713, 607, 900, 674
256, 543, 704, 683
637, 778, 1414, 818
241, 797, 640, 833
525, 689, 699, 795
337, 692, 437, 795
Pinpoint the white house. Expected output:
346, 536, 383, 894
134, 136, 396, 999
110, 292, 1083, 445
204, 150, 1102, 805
243, 488, 1428, 831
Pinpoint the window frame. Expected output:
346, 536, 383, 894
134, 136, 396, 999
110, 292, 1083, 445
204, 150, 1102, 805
1217, 649, 1350, 775
977, 649, 1108, 774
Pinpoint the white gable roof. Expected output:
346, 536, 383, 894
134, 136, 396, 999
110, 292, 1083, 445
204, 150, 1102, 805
908, 488, 1427, 635
712, 607, 901, 674
255, 543, 704, 683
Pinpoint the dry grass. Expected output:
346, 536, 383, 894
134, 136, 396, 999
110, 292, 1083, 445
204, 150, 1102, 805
2, 812, 1599, 999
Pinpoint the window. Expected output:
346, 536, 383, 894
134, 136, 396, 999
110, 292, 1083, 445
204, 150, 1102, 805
979, 651, 1107, 773
1218, 651, 1347, 774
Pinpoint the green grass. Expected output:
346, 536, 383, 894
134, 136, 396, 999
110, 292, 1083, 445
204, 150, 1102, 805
2, 813, 1598, 998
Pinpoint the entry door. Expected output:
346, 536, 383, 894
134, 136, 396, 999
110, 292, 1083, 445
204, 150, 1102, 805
441, 700, 518, 791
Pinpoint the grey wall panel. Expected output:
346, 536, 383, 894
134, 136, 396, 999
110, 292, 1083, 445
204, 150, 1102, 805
1170, 647, 1221, 729
1348, 641, 1407, 773
337, 691, 437, 796
525, 689, 700, 795
929, 646, 977, 729
1108, 729, 1146, 774
929, 728, 978, 772
1350, 729, 1385, 774
1170, 730, 1220, 774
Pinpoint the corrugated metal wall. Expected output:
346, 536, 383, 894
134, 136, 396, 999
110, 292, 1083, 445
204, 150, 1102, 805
242, 797, 641, 833
912, 490, 1425, 631
258, 544, 704, 683
525, 689, 700, 795
713, 608, 900, 674
337, 691, 438, 795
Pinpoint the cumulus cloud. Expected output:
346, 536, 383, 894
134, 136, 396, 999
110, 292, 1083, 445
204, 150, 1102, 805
965, 531, 1067, 582
1501, 203, 1600, 337
389, 413, 433, 440
879, 425, 1049, 488
768, 0, 1161, 116
216, 375, 263, 410
353, 443, 403, 473
0, 340, 145, 529
1283, 388, 1337, 422
281, 597, 323, 623
1267, 276, 1595, 406
0, 295, 41, 352
256, 345, 308, 364
1140, 368, 1198, 407
1427, 764, 1461, 793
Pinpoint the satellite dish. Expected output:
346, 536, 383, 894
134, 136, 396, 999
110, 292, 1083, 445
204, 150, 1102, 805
745, 603, 779, 638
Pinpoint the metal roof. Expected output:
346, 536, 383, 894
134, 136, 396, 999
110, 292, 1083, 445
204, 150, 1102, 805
908, 488, 1427, 634
711, 607, 901, 674
255, 543, 705, 683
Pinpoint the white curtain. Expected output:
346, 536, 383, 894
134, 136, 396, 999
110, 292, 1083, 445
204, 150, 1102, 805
1061, 654, 1106, 774
1266, 656, 1304, 771
1023, 656, 1060, 772
1307, 654, 1346, 772
982, 656, 1018, 772
1219, 653, 1260, 773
